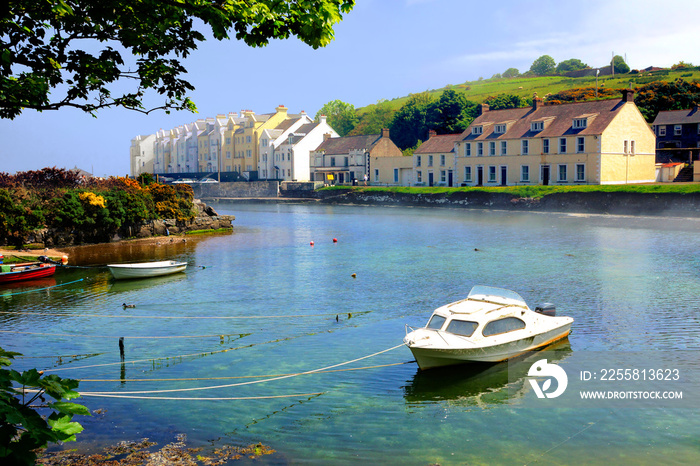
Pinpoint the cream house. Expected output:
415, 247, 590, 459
454, 90, 656, 186
310, 129, 402, 185
413, 130, 462, 186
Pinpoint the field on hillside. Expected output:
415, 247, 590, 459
363, 68, 700, 112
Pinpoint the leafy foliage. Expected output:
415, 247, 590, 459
0, 0, 356, 119
0, 172, 194, 245
612, 55, 630, 74
556, 58, 588, 74
427, 90, 478, 135
349, 100, 396, 136
544, 87, 619, 105
634, 78, 700, 122
0, 347, 89, 466
484, 94, 532, 110
503, 68, 520, 78
530, 55, 556, 76
315, 99, 359, 136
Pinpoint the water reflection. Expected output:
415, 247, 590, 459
108, 272, 187, 293
59, 232, 231, 266
403, 339, 572, 407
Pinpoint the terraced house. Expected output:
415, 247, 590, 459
454, 89, 655, 186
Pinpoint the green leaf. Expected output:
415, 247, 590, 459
50, 401, 91, 416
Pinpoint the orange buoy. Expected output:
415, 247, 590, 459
61, 255, 68, 265
310, 241, 314, 246
333, 238, 338, 243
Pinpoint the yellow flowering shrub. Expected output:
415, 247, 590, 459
79, 192, 106, 208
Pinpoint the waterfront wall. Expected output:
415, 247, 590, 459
313, 189, 700, 217
191, 181, 279, 199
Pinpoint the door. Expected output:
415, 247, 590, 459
477, 166, 484, 186
428, 172, 434, 187
500, 166, 507, 186
541, 165, 550, 186
448, 170, 453, 187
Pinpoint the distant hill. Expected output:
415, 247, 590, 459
357, 67, 700, 114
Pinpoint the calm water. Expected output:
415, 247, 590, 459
2, 203, 700, 465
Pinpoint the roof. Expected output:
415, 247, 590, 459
314, 134, 382, 155
415, 133, 462, 154
275, 118, 301, 131
462, 98, 629, 141
652, 107, 700, 125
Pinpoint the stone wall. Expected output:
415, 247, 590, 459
313, 189, 700, 217
192, 180, 279, 199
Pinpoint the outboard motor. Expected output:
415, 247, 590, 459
535, 303, 556, 317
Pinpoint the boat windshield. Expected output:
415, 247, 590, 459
467, 285, 527, 306
426, 314, 446, 330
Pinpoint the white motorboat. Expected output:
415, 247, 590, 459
404, 286, 573, 370
107, 260, 188, 280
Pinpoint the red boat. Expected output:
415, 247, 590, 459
0, 262, 57, 284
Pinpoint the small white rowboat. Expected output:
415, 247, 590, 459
107, 260, 188, 280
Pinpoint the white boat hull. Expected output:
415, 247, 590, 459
407, 323, 572, 370
107, 261, 187, 280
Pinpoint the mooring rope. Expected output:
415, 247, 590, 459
42, 335, 295, 373
0, 310, 366, 319
0, 278, 85, 296
77, 392, 326, 401
78, 343, 405, 396
77, 362, 411, 382
0, 330, 249, 340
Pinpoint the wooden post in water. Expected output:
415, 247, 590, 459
119, 337, 125, 361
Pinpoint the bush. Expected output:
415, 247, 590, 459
0, 348, 89, 466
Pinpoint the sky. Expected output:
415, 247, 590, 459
1, 0, 699, 177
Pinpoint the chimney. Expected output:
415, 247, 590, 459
428, 129, 437, 139
323, 132, 332, 141
319, 114, 327, 124
381, 128, 390, 138
276, 104, 288, 115
621, 89, 635, 102
533, 96, 544, 110
478, 103, 489, 116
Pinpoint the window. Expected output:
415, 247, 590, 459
630, 140, 635, 155
394, 168, 399, 183
576, 164, 585, 181
472, 126, 483, 135
659, 126, 666, 136
416, 170, 422, 183
246, 135, 252, 143
531, 121, 544, 132
416, 155, 422, 167
428, 155, 434, 166
440, 170, 446, 182
482, 317, 526, 336
558, 164, 567, 182
226, 151, 231, 159
464, 166, 472, 182
331, 157, 336, 167
466, 143, 471, 157
521, 165, 530, 182
573, 118, 587, 129
501, 141, 507, 155
577, 137, 585, 153
495, 124, 506, 134
426, 315, 446, 330
674, 125, 682, 136
623, 140, 628, 154
246, 149, 252, 158
343, 156, 348, 166
446, 319, 479, 337
374, 169, 379, 182
477, 142, 483, 156
521, 139, 529, 155
226, 137, 231, 144
489, 141, 496, 156
440, 154, 446, 166
488, 165, 496, 182
543, 139, 550, 154
261, 138, 267, 147
559, 138, 567, 153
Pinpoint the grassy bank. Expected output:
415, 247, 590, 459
320, 184, 700, 199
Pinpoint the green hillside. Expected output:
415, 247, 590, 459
360, 68, 700, 113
